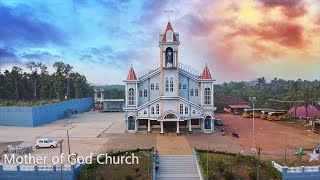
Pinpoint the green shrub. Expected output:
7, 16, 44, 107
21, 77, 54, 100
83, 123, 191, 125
214, 159, 225, 172
223, 170, 233, 180
249, 171, 257, 180
125, 175, 133, 180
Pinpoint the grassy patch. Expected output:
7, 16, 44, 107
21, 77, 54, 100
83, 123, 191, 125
195, 149, 282, 180
78, 148, 154, 180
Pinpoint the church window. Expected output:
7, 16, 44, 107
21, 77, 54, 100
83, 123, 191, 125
192, 110, 196, 114
128, 88, 135, 106
190, 89, 194, 96
185, 106, 189, 114
156, 83, 159, 90
151, 83, 154, 90
139, 90, 143, 97
195, 89, 198, 96
151, 107, 155, 114
179, 104, 183, 114
144, 110, 147, 114
128, 116, 135, 130
156, 104, 160, 114
170, 77, 174, 92
166, 30, 173, 42
183, 83, 187, 89
165, 77, 169, 92
178, 82, 181, 89
144, 89, 148, 97
204, 87, 211, 105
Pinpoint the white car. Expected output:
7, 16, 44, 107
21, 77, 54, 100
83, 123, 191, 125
35, 139, 58, 149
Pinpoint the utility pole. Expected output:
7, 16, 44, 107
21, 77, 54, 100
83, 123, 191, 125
67, 130, 71, 155
249, 97, 257, 156
59, 139, 64, 180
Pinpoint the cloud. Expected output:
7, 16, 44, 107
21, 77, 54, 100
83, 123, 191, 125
0, 47, 23, 66
259, 0, 306, 19
133, 0, 169, 25
20, 51, 62, 62
0, 4, 65, 47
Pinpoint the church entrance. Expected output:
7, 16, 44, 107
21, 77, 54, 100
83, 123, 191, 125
163, 121, 177, 134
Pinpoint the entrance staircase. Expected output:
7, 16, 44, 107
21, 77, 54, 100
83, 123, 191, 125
155, 155, 200, 180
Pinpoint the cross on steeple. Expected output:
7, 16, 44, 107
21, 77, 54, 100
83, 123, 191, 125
164, 10, 174, 22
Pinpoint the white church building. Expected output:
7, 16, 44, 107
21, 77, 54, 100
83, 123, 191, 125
124, 21, 216, 135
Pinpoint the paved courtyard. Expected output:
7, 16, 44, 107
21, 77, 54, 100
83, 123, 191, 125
1, 111, 316, 164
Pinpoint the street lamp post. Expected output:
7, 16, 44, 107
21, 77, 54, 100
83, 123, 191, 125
249, 97, 256, 155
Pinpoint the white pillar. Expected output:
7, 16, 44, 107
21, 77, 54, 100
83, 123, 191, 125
176, 121, 180, 134
189, 120, 192, 132
160, 121, 164, 134
148, 119, 151, 132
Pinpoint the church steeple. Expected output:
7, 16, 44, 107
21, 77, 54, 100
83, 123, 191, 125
126, 65, 137, 80
161, 22, 177, 42
201, 64, 212, 80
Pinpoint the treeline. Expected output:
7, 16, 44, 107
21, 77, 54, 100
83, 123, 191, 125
0, 61, 92, 103
95, 85, 125, 99
215, 77, 320, 110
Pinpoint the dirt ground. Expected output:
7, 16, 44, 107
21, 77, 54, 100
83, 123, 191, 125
215, 113, 320, 161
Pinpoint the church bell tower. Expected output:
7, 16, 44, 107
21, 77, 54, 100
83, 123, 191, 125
159, 21, 180, 69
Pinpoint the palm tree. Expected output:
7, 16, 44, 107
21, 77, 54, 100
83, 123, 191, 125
291, 81, 300, 118
303, 85, 312, 123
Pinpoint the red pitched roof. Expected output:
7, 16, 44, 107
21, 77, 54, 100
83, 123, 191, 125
229, 104, 251, 109
161, 21, 177, 42
126, 66, 137, 80
201, 64, 212, 79
288, 105, 320, 118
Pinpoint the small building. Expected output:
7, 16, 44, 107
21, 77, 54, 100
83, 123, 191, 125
97, 99, 124, 112
216, 96, 251, 114
288, 105, 320, 119
93, 88, 104, 103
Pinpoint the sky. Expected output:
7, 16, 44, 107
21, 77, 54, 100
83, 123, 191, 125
0, 0, 319, 84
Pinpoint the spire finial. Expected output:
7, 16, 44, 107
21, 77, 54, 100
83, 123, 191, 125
164, 10, 174, 22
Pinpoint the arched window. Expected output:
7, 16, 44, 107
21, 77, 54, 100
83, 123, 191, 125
195, 89, 198, 96
144, 89, 148, 97
185, 106, 189, 114
128, 88, 135, 106
156, 83, 159, 90
170, 77, 174, 92
139, 90, 143, 97
178, 82, 182, 89
151, 107, 155, 114
151, 83, 154, 90
165, 47, 174, 67
165, 77, 169, 92
190, 89, 194, 96
179, 104, 183, 114
204, 87, 211, 105
183, 83, 187, 89
144, 110, 147, 114
156, 104, 160, 114
192, 110, 196, 114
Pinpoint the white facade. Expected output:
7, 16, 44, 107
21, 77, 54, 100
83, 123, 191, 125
124, 22, 216, 135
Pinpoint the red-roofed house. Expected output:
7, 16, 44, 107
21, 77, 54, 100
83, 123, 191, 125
288, 105, 320, 119
215, 96, 251, 114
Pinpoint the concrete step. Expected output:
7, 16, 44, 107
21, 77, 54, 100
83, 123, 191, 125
155, 155, 200, 180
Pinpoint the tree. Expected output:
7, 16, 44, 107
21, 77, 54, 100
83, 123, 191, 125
291, 81, 300, 118
303, 85, 312, 123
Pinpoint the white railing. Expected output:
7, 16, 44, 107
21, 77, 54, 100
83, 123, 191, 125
287, 167, 302, 173
272, 161, 320, 174
273, 161, 283, 172
2, 165, 17, 171
178, 63, 201, 77
0, 164, 78, 171
138, 63, 160, 78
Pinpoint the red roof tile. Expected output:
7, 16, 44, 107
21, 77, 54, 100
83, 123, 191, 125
127, 66, 137, 80
161, 21, 177, 42
229, 104, 252, 109
201, 64, 212, 79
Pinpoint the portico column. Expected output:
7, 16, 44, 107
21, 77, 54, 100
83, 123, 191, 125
147, 119, 151, 133
176, 121, 180, 135
160, 121, 164, 135
188, 120, 192, 133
